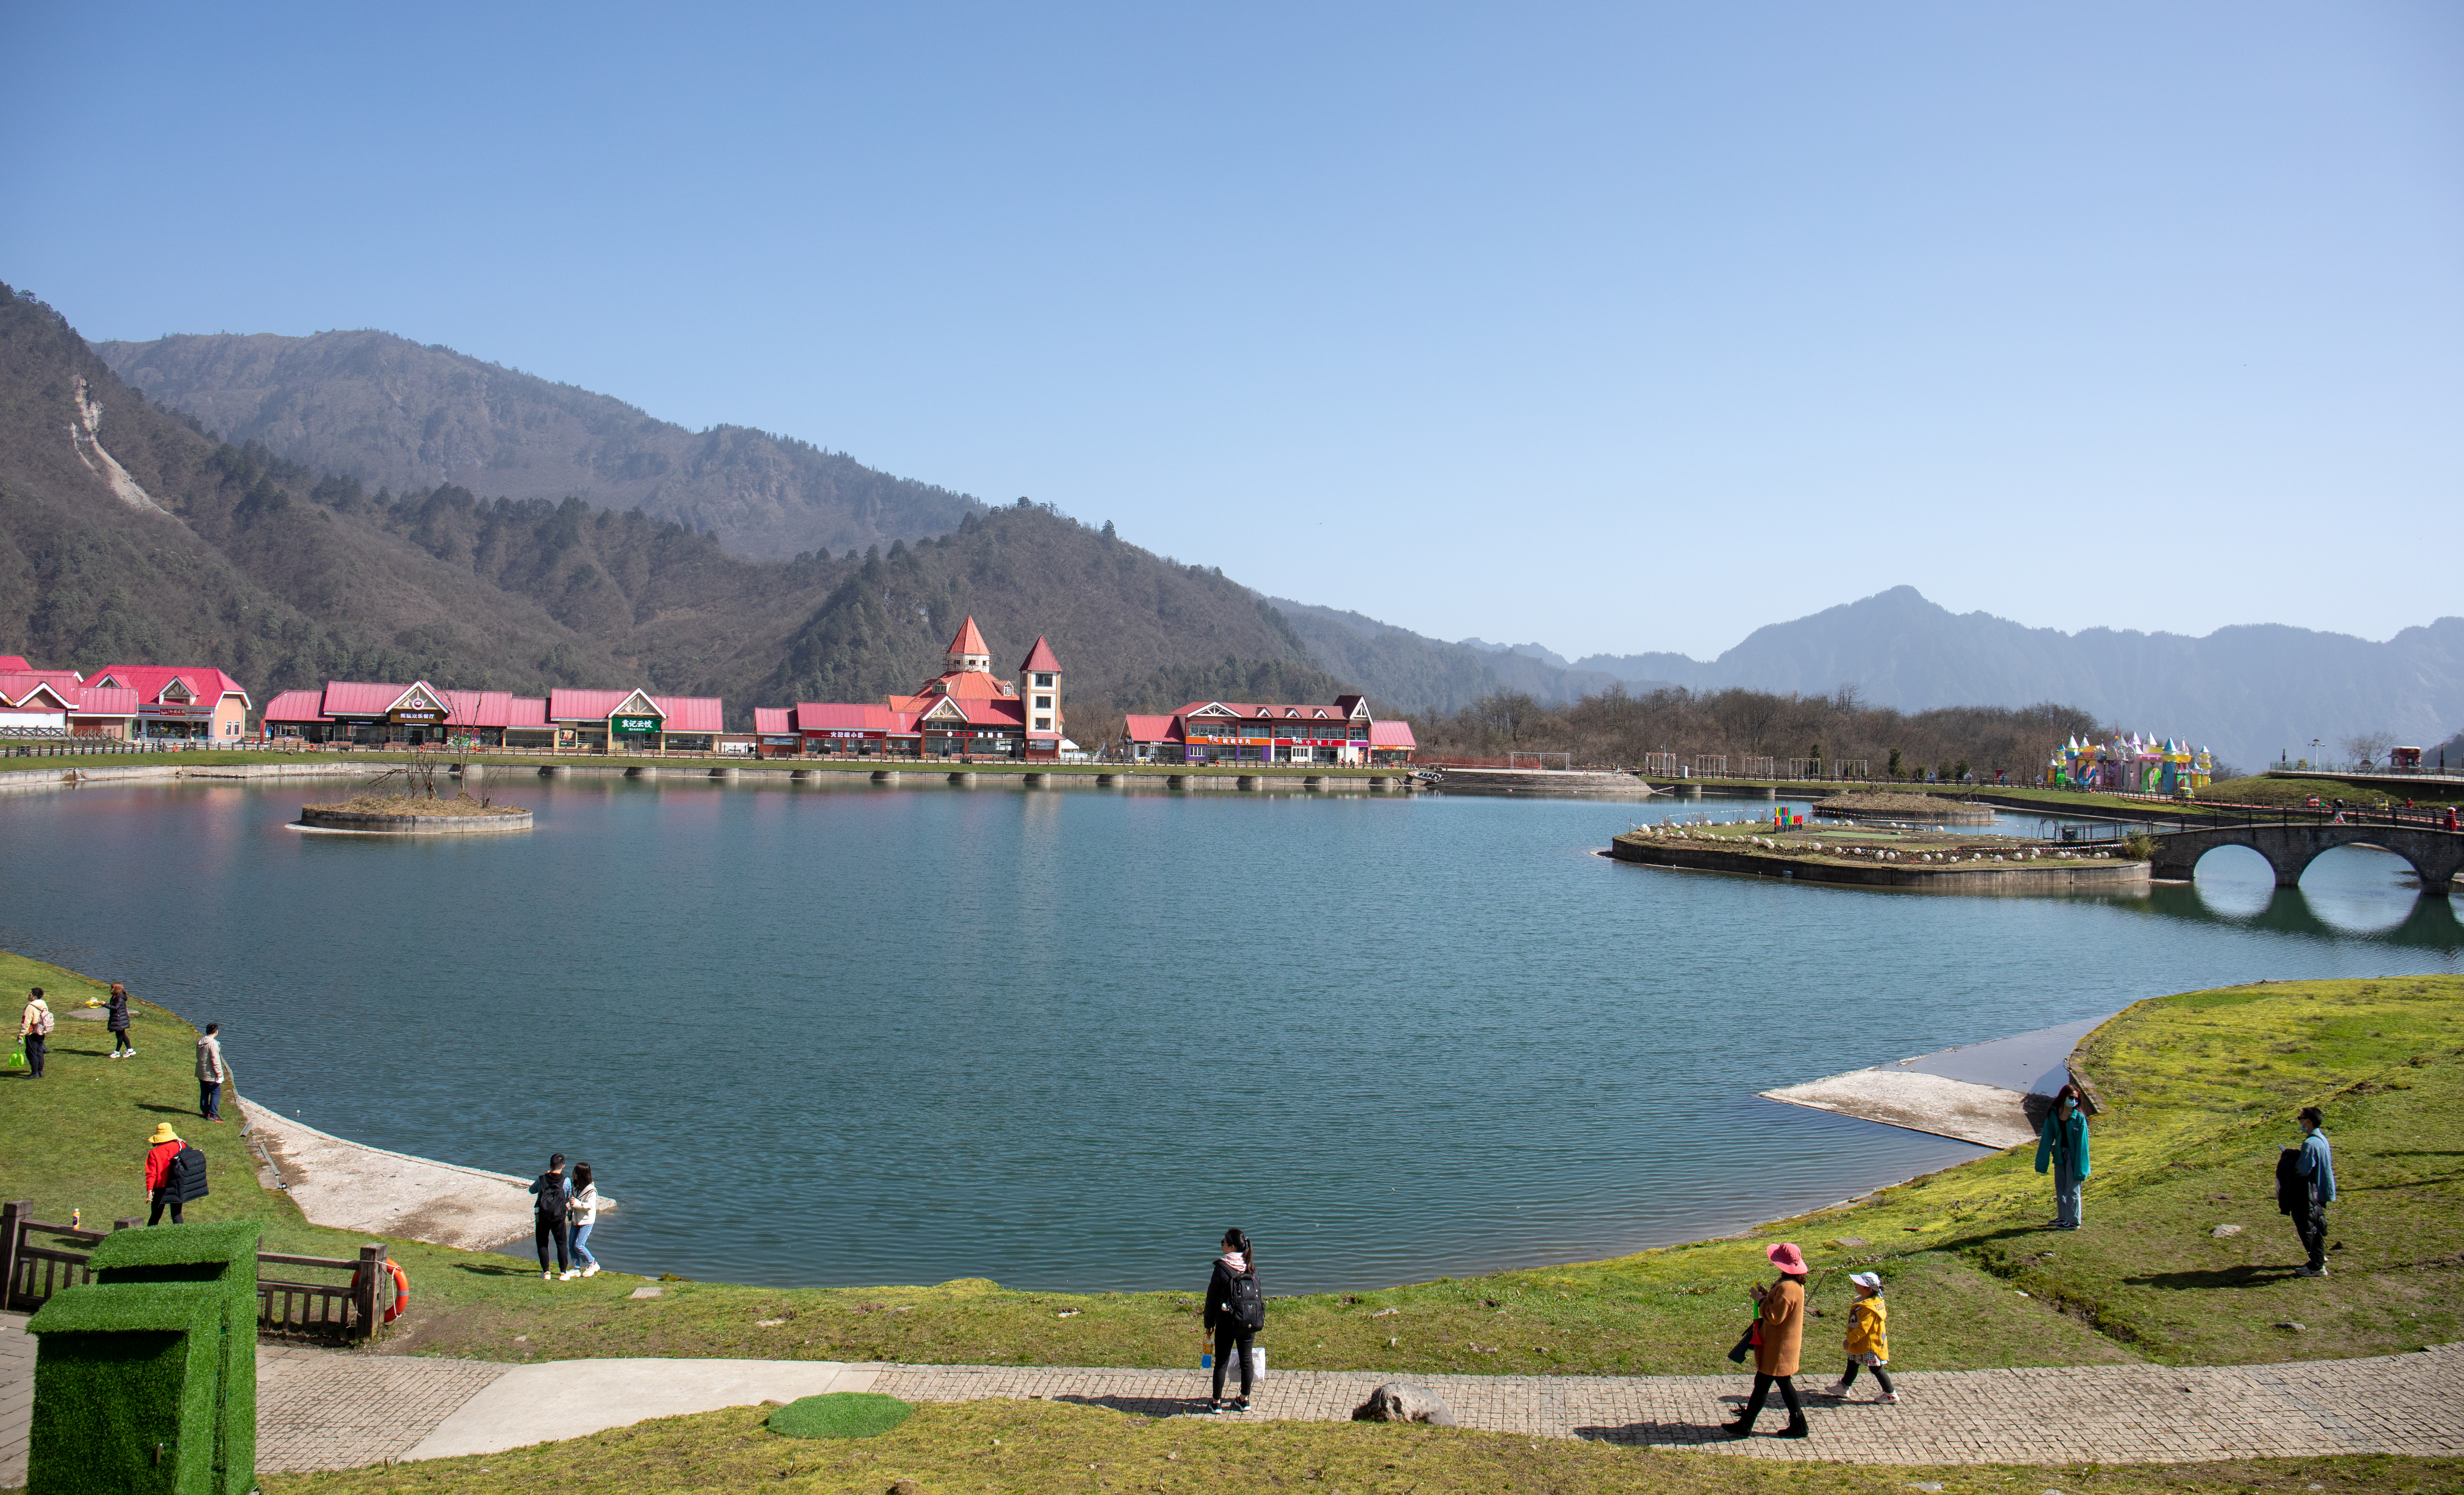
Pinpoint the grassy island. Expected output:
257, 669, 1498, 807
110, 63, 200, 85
1608, 815, 2148, 889
7, 949, 2456, 1494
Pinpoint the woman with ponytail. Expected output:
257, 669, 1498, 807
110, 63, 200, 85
1201, 1227, 1264, 1412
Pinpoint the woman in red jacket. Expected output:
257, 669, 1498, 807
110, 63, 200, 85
143, 1122, 188, 1224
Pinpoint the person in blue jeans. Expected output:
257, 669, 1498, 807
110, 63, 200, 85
565, 1162, 601, 1280
2035, 1084, 2090, 1229
2291, 1106, 2337, 1277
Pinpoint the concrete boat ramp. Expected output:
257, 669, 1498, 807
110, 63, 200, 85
1760, 1014, 2108, 1149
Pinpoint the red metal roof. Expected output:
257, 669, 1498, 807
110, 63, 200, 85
752, 707, 791, 735
792, 703, 919, 734
651, 696, 723, 733
0, 656, 26, 672
508, 697, 548, 728
72, 686, 138, 717
1369, 720, 1417, 747
440, 690, 516, 728
1175, 700, 1345, 722
1020, 636, 1061, 672
0, 666, 83, 694
1123, 713, 1176, 743
946, 616, 990, 658
318, 680, 423, 717
0, 676, 74, 710
79, 665, 251, 710
922, 698, 1026, 728
261, 689, 329, 724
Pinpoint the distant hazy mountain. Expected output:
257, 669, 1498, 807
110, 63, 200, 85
1271, 600, 1638, 714
1573, 586, 2464, 771
1458, 638, 1574, 669
96, 331, 978, 561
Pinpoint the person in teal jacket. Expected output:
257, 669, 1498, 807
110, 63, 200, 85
2035, 1083, 2091, 1229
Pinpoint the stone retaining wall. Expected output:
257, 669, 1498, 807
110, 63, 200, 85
297, 807, 533, 834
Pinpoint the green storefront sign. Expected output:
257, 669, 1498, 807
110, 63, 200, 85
612, 715, 662, 735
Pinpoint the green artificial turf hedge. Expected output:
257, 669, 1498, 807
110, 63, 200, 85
765, 1391, 915, 1439
85, 1220, 262, 1495
27, 1282, 223, 1494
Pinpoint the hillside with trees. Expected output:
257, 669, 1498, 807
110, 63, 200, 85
1, 284, 1349, 730
96, 330, 979, 562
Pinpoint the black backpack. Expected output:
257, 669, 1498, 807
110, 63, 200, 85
169, 1145, 210, 1203
1224, 1271, 1266, 1333
535, 1172, 569, 1217
2275, 1148, 2305, 1215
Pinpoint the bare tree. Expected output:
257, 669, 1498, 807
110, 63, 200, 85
2340, 730, 2395, 771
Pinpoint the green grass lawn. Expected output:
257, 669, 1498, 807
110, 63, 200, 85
2200, 775, 2464, 811
259, 1399, 2464, 1495
8, 949, 2454, 1384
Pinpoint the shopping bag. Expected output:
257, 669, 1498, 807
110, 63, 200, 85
5, 1042, 21, 1071
1247, 1348, 1266, 1382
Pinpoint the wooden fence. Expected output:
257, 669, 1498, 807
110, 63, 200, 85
0, 1200, 393, 1341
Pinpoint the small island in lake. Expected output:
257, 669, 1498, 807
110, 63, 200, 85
1812, 790, 1996, 824
1608, 814, 2147, 891
298, 793, 534, 835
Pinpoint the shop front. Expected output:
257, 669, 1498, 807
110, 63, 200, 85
548, 688, 725, 754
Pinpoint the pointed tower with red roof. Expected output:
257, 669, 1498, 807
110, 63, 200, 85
1019, 635, 1062, 746
945, 617, 992, 674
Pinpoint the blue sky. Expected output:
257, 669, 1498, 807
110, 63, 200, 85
4, 3, 2457, 659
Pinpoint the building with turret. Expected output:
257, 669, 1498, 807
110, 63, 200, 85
761, 618, 1065, 760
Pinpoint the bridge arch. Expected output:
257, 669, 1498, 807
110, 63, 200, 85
2148, 823, 2461, 895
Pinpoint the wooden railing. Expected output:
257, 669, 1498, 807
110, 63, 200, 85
0, 1200, 393, 1341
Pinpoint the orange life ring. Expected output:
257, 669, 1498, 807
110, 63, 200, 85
384, 1259, 409, 1322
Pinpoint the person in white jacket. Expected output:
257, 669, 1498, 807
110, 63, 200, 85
565, 1162, 601, 1279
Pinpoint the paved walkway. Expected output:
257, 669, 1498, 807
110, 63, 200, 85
3, 1309, 2457, 1483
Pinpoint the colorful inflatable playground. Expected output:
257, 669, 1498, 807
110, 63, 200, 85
2048, 733, 2213, 795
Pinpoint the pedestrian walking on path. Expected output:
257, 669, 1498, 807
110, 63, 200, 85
1201, 1228, 1265, 1414
17, 989, 51, 1079
565, 1162, 601, 1279
195, 1022, 227, 1120
1820, 1271, 1896, 1403
106, 983, 133, 1058
2286, 1106, 2337, 1277
2035, 1083, 2091, 1229
1725, 1241, 1811, 1439
144, 1121, 208, 1224
529, 1153, 573, 1280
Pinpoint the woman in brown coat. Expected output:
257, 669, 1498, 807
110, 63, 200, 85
1725, 1241, 1812, 1438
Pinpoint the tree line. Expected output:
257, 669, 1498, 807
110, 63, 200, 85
1409, 685, 2133, 783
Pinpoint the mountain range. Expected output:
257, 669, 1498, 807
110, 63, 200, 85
96, 331, 975, 561
24, 298, 2464, 766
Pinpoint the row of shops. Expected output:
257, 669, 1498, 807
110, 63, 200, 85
3, 622, 1419, 764
0, 658, 252, 739
257, 682, 726, 752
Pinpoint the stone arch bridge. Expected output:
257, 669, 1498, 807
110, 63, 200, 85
2149, 820, 2463, 894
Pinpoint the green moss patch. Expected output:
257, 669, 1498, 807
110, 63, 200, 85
766, 1392, 914, 1439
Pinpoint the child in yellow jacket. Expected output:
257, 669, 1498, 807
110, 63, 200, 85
1821, 1271, 1896, 1403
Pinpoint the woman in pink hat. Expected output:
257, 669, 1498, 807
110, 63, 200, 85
1724, 1241, 1811, 1439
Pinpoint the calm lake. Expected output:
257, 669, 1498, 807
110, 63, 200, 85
2, 776, 2456, 1293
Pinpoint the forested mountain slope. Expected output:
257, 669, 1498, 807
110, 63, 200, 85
1267, 598, 1637, 713
5, 285, 1348, 728
97, 330, 978, 562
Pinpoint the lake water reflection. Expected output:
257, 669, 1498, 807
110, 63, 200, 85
0, 778, 2453, 1292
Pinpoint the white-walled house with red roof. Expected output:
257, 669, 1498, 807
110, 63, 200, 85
75, 665, 253, 742
1121, 695, 1416, 767
0, 658, 147, 738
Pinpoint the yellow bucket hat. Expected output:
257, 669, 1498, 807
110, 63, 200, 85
149, 1123, 180, 1145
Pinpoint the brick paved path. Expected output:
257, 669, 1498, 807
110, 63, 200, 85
872, 1346, 2464, 1465
2, 1309, 2456, 1484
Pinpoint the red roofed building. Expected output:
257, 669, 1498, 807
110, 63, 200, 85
1121, 693, 1414, 766
78, 665, 253, 742
781, 618, 1063, 760
262, 680, 556, 747
0, 676, 78, 735
547, 688, 725, 753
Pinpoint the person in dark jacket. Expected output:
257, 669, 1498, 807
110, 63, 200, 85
2291, 1106, 2337, 1277
528, 1153, 572, 1281
106, 983, 133, 1058
144, 1121, 208, 1224
1200, 1227, 1262, 1413
2035, 1084, 2091, 1229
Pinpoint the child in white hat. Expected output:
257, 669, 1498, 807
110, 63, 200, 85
1821, 1271, 1896, 1403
